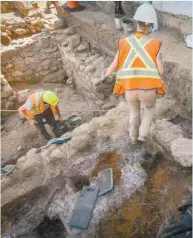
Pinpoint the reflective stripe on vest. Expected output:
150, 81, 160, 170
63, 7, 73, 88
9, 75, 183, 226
123, 36, 152, 69
127, 35, 156, 69
116, 35, 160, 81
31, 90, 44, 115
116, 68, 160, 79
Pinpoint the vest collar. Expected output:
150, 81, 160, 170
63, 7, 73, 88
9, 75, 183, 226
134, 32, 146, 37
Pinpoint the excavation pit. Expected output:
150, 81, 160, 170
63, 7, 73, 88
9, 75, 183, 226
1, 2, 192, 238
32, 217, 67, 238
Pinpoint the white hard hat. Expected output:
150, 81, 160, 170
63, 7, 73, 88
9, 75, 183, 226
133, 3, 158, 25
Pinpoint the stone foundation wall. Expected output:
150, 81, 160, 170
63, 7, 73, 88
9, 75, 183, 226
1, 1, 34, 16
57, 28, 114, 106
1, 31, 66, 84
1, 26, 117, 108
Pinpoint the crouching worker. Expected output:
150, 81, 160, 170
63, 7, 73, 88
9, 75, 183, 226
18, 90, 63, 140
105, 3, 166, 144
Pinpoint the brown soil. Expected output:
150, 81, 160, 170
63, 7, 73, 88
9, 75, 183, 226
98, 159, 191, 238
92, 152, 123, 185
71, 175, 90, 191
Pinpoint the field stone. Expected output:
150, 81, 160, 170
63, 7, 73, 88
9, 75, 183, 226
12, 71, 23, 77
68, 34, 81, 49
63, 27, 76, 35
151, 119, 184, 153
84, 65, 96, 73
171, 138, 192, 167
1, 32, 11, 46
1, 46, 18, 62
77, 44, 87, 52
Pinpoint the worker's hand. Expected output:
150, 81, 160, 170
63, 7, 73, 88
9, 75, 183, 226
29, 119, 36, 126
58, 116, 64, 122
104, 71, 109, 78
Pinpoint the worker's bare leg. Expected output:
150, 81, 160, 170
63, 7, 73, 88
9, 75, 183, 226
138, 89, 157, 142
125, 90, 140, 144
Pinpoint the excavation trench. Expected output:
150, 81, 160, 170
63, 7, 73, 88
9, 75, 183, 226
1, 3, 192, 238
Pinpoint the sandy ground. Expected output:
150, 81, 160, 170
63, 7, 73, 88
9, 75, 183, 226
1, 82, 101, 166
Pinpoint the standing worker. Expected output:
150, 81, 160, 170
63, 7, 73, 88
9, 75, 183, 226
114, 1, 124, 18
18, 90, 63, 140
105, 3, 166, 144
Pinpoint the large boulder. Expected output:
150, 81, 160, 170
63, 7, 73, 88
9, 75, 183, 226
170, 138, 192, 167
151, 119, 184, 154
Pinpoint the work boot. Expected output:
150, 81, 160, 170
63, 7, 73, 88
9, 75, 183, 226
138, 136, 146, 144
63, 4, 85, 12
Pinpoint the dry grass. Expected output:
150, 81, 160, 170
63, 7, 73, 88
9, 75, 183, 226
92, 152, 122, 185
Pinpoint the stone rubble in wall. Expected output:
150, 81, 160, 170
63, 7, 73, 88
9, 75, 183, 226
56, 27, 117, 106
1, 24, 119, 110
1, 2, 66, 46
1, 30, 67, 84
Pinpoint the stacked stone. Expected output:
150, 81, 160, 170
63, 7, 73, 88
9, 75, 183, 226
57, 27, 116, 106
1, 25, 117, 108
0, 1, 15, 13
0, 74, 18, 111
1, 31, 66, 84
1, 15, 55, 46
14, 2, 34, 17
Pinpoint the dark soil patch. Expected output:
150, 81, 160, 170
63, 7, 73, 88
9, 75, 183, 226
92, 152, 123, 185
33, 217, 66, 238
71, 175, 90, 191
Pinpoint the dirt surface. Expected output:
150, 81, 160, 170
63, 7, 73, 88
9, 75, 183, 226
92, 152, 123, 185
1, 82, 101, 166
98, 158, 192, 238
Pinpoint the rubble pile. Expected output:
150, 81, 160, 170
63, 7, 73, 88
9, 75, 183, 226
1, 1, 57, 46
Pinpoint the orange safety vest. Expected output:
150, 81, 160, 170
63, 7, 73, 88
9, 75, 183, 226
114, 32, 166, 95
67, 1, 80, 9
25, 91, 57, 119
